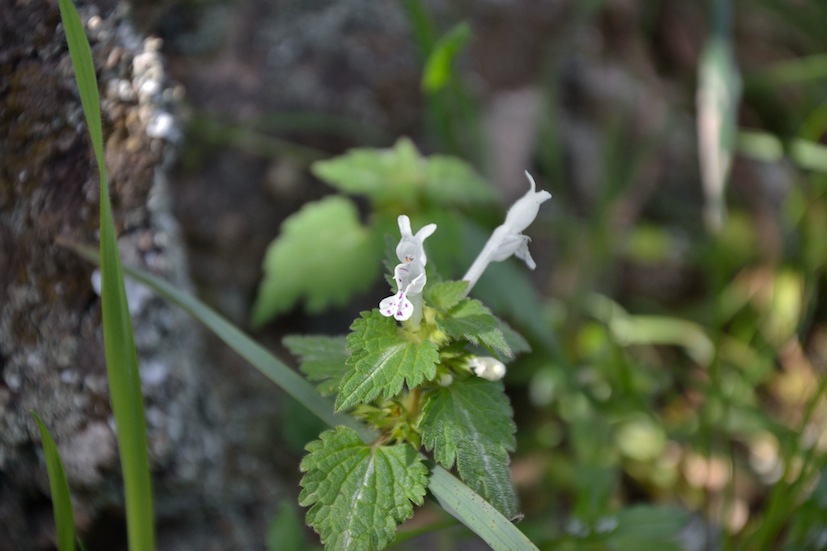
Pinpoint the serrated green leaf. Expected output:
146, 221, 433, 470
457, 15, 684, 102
312, 138, 493, 207
439, 298, 511, 358
312, 138, 421, 204
425, 280, 469, 312
252, 197, 380, 325
283, 335, 350, 396
299, 427, 428, 551
420, 378, 518, 518
337, 311, 439, 411
423, 155, 493, 205
498, 319, 531, 356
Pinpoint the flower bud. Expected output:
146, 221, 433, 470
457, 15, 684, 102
467, 356, 507, 381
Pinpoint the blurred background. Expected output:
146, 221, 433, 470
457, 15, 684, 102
146, 0, 827, 548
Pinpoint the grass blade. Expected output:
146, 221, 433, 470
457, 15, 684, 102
32, 412, 76, 551
57, 0, 104, 178
64, 242, 372, 442
696, 0, 741, 233
422, 22, 471, 93
57, 1, 154, 549
429, 465, 539, 551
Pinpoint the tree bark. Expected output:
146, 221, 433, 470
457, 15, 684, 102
0, 2, 250, 549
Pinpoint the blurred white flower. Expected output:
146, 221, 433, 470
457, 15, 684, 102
467, 356, 507, 381
463, 171, 550, 292
438, 373, 454, 387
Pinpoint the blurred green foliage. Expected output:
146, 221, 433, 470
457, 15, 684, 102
252, 137, 497, 325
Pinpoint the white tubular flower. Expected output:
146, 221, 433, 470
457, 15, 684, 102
462, 171, 551, 293
379, 215, 436, 323
396, 215, 437, 266
467, 356, 507, 381
503, 171, 552, 235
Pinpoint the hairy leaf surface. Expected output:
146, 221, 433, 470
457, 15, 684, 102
337, 311, 439, 411
312, 138, 494, 207
420, 378, 518, 518
438, 298, 511, 358
252, 197, 380, 325
299, 427, 428, 551
284, 335, 350, 396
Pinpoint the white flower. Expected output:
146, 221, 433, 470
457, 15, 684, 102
467, 356, 507, 381
462, 171, 550, 292
379, 215, 436, 322
502, 171, 552, 235
396, 215, 437, 266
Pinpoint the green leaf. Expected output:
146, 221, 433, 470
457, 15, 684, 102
423, 154, 493, 205
420, 378, 518, 518
422, 22, 471, 93
427, 282, 513, 357
336, 311, 439, 411
284, 335, 350, 397
498, 319, 531, 356
33, 413, 76, 551
312, 138, 421, 204
438, 298, 512, 358
57, 1, 155, 549
312, 138, 493, 207
424, 280, 469, 312
299, 427, 428, 551
252, 197, 380, 325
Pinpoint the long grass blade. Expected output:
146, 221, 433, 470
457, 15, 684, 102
430, 466, 539, 551
57, 1, 154, 549
64, 242, 372, 442
696, 0, 741, 233
32, 412, 76, 551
